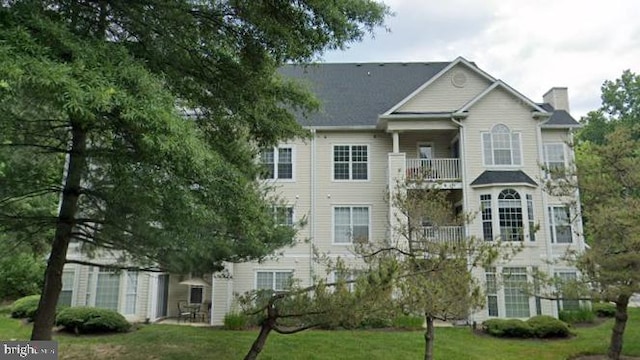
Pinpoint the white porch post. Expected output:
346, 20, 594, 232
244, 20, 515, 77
392, 131, 400, 153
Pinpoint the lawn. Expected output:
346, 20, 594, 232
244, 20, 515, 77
1, 307, 640, 360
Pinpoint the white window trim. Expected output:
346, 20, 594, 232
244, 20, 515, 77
273, 205, 295, 227
86, 268, 141, 314
480, 189, 536, 243
262, 145, 296, 182
331, 204, 372, 245
487, 266, 536, 319
254, 270, 294, 291
331, 144, 371, 182
60, 268, 78, 307
123, 271, 139, 315
543, 143, 567, 179
481, 125, 523, 167
548, 205, 573, 244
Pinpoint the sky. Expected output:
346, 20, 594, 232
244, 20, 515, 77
323, 0, 640, 119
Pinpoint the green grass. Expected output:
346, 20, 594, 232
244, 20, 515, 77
1, 308, 640, 360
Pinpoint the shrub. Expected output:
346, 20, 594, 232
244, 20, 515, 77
526, 315, 571, 338
0, 253, 45, 301
359, 315, 392, 329
392, 315, 424, 330
55, 307, 131, 334
559, 308, 595, 324
482, 319, 533, 338
10, 295, 41, 320
593, 302, 616, 317
223, 312, 248, 330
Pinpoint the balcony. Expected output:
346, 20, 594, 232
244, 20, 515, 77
406, 158, 461, 182
410, 226, 465, 248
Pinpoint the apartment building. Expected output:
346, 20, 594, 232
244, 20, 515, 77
63, 57, 584, 325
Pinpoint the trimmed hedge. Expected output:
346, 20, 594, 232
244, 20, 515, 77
56, 307, 131, 334
593, 302, 616, 317
483, 316, 570, 339
483, 319, 533, 338
10, 295, 41, 320
526, 315, 570, 338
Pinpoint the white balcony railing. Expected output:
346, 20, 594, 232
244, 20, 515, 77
406, 158, 461, 182
416, 226, 464, 245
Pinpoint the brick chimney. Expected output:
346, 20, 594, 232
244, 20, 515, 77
543, 87, 570, 112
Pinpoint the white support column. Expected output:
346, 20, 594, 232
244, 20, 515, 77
392, 131, 400, 153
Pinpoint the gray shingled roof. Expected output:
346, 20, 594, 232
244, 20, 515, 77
539, 103, 580, 127
280, 62, 449, 127
470, 171, 537, 187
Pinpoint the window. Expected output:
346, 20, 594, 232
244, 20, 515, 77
544, 143, 566, 178
485, 268, 498, 317
482, 124, 522, 166
124, 271, 138, 314
526, 194, 535, 241
556, 272, 580, 311
503, 267, 530, 318
58, 271, 75, 307
189, 286, 203, 304
333, 145, 368, 180
333, 270, 362, 292
95, 268, 120, 311
333, 206, 370, 244
256, 271, 293, 291
274, 206, 294, 227
549, 206, 572, 243
498, 189, 523, 241
480, 195, 493, 241
261, 147, 293, 180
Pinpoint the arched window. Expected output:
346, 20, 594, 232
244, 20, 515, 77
498, 189, 523, 241
482, 124, 522, 166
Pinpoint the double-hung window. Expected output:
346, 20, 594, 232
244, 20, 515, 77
549, 206, 572, 243
58, 271, 75, 307
189, 286, 203, 304
485, 267, 498, 317
274, 206, 294, 227
261, 146, 293, 180
480, 195, 493, 241
482, 124, 522, 166
124, 271, 138, 314
256, 271, 293, 291
555, 271, 580, 311
333, 145, 368, 180
543, 143, 566, 179
333, 206, 370, 244
95, 268, 120, 311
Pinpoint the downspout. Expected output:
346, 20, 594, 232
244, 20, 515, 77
450, 116, 472, 324
309, 129, 317, 285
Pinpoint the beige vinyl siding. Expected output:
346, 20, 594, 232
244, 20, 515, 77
211, 276, 231, 325
397, 65, 492, 113
314, 131, 391, 253
463, 87, 541, 182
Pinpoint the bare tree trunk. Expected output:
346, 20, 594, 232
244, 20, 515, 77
244, 303, 277, 360
607, 294, 630, 360
31, 126, 87, 340
424, 314, 435, 360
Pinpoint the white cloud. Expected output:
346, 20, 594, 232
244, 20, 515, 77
323, 0, 640, 118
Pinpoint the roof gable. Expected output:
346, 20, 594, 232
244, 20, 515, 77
456, 80, 547, 114
384, 56, 496, 115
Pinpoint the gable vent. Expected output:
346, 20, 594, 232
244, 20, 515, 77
451, 71, 467, 88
